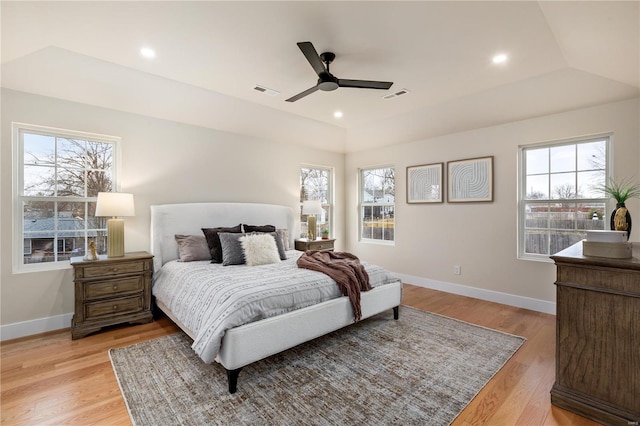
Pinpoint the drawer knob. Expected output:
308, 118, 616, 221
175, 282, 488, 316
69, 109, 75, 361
113, 285, 118, 290
113, 305, 118, 310
111, 268, 118, 272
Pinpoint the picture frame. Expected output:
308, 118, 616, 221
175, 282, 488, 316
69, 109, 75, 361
447, 156, 493, 203
406, 162, 444, 203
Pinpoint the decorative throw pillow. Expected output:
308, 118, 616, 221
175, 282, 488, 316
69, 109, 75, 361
174, 234, 211, 262
218, 232, 246, 266
241, 233, 281, 266
202, 225, 242, 263
242, 224, 276, 233
276, 228, 290, 251
245, 231, 287, 260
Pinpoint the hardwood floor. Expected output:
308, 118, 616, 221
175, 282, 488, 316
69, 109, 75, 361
1, 284, 600, 425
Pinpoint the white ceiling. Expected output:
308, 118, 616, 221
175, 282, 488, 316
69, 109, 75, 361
2, 1, 638, 153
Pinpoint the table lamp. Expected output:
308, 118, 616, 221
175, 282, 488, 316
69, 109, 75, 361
302, 199, 323, 240
95, 192, 135, 257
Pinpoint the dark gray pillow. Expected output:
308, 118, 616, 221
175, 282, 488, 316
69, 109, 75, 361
218, 232, 246, 266
202, 225, 242, 263
243, 224, 276, 233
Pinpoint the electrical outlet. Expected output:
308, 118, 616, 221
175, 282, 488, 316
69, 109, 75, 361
453, 265, 461, 275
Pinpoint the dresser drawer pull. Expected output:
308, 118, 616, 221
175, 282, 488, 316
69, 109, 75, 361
113, 305, 118, 310
113, 285, 118, 291
111, 268, 119, 272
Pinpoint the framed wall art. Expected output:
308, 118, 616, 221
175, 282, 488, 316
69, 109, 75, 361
406, 162, 444, 203
447, 156, 493, 202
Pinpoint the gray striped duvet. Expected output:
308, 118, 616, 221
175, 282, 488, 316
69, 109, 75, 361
152, 250, 398, 363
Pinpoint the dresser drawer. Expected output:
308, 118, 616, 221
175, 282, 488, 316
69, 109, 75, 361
84, 276, 143, 300
82, 261, 146, 278
85, 295, 144, 320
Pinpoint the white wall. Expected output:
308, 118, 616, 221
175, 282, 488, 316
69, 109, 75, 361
0, 89, 345, 335
2, 88, 638, 339
345, 98, 640, 312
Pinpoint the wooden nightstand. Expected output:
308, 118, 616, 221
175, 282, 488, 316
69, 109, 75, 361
295, 238, 335, 252
70, 251, 153, 339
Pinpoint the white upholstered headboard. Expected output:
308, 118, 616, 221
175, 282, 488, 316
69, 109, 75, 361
150, 202, 295, 272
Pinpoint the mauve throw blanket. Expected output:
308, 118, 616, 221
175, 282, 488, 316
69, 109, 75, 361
297, 251, 372, 321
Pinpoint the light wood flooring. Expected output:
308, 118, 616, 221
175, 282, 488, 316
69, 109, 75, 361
1, 284, 600, 425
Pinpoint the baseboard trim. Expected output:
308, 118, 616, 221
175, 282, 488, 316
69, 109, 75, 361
395, 273, 556, 315
0, 275, 555, 341
0, 313, 73, 341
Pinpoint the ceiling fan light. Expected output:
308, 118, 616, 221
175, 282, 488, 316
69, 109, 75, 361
318, 81, 339, 91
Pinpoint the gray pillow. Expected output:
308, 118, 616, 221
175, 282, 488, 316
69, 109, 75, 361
175, 234, 211, 262
276, 228, 290, 251
218, 232, 246, 266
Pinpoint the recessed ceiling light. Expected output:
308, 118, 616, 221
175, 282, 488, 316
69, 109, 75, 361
492, 53, 507, 64
333, 111, 343, 119
140, 47, 156, 59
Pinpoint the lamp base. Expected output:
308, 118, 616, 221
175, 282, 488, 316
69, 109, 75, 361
307, 216, 318, 241
106, 218, 125, 257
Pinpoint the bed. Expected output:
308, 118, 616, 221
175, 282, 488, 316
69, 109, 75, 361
150, 202, 403, 393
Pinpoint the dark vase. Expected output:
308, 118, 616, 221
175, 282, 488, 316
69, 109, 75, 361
610, 202, 632, 240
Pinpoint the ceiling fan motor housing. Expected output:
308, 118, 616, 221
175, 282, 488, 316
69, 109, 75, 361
318, 73, 339, 91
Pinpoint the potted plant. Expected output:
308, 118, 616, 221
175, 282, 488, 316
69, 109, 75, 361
321, 229, 329, 240
600, 177, 640, 239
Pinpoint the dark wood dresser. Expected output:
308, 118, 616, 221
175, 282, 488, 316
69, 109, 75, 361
550, 242, 639, 425
70, 251, 153, 339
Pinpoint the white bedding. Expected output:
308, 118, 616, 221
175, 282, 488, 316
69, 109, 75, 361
152, 250, 399, 363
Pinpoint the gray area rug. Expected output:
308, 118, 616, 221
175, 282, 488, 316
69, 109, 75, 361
109, 306, 525, 426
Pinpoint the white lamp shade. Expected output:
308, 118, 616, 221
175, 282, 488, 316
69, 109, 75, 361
302, 199, 323, 215
95, 192, 135, 217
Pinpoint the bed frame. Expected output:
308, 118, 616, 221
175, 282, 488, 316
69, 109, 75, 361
150, 202, 403, 393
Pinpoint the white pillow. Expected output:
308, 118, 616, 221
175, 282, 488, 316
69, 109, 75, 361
240, 233, 281, 266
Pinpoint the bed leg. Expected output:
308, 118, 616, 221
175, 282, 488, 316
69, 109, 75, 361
393, 306, 399, 320
226, 368, 243, 394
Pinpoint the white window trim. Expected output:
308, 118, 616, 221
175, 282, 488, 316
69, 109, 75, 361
12, 122, 122, 273
300, 164, 334, 236
517, 132, 612, 262
359, 165, 395, 245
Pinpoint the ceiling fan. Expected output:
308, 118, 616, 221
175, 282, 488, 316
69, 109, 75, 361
285, 41, 393, 102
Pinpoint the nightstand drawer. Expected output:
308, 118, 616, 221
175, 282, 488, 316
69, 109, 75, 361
84, 276, 143, 300
82, 261, 146, 278
295, 238, 335, 252
311, 241, 334, 251
85, 296, 144, 319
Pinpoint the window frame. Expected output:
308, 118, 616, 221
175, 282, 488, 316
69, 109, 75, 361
12, 122, 121, 273
299, 165, 333, 237
517, 133, 612, 262
359, 165, 395, 245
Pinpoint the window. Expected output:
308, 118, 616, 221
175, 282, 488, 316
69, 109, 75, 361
300, 166, 332, 237
518, 134, 610, 260
360, 167, 395, 243
13, 123, 120, 272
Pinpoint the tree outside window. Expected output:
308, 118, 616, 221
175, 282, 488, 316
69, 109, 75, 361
15, 124, 119, 270
360, 167, 395, 242
300, 167, 332, 237
519, 136, 609, 259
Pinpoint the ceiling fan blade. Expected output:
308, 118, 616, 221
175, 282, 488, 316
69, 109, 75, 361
285, 85, 320, 102
297, 42, 327, 77
338, 79, 393, 90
